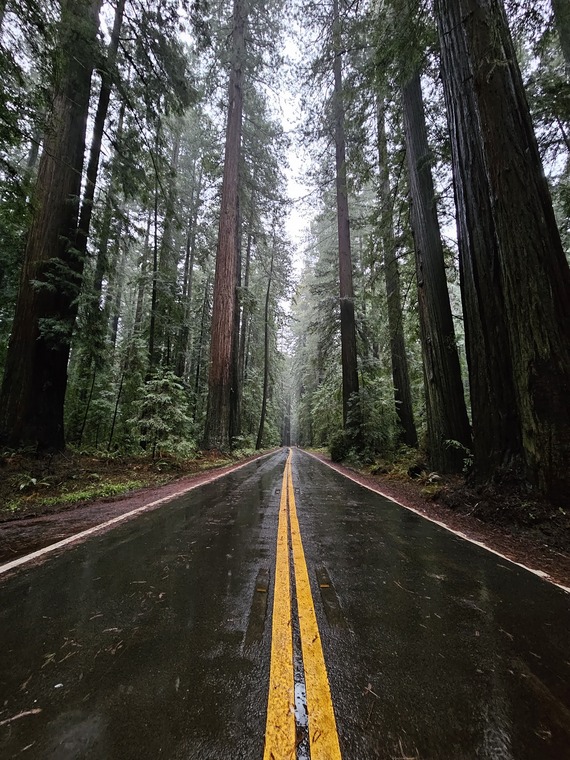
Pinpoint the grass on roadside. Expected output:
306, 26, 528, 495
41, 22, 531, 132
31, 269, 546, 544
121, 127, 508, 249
4, 479, 147, 515
0, 448, 268, 520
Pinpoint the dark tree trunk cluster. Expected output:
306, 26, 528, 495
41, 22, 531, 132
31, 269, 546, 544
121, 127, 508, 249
332, 0, 360, 429
0, 0, 103, 450
377, 95, 418, 449
402, 70, 471, 472
436, 0, 570, 499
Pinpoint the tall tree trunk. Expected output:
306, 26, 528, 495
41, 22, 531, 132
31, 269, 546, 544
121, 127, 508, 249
134, 208, 153, 335
204, 0, 247, 449
90, 101, 126, 311
175, 221, 196, 378
237, 180, 256, 414
401, 70, 471, 472
229, 196, 242, 442
148, 137, 161, 370
75, 0, 125, 263
107, 220, 127, 350
377, 95, 418, 448
0, 0, 102, 450
238, 224, 253, 387
154, 129, 182, 370
332, 0, 359, 428
256, 245, 275, 450
193, 277, 211, 422
175, 164, 202, 378
436, 0, 570, 499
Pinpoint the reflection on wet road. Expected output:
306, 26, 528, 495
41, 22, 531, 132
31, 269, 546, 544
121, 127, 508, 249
0, 448, 569, 759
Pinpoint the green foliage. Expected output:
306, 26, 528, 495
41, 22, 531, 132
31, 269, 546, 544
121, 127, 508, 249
329, 430, 352, 462
129, 369, 195, 458
17, 474, 50, 491
6, 480, 145, 513
347, 380, 400, 461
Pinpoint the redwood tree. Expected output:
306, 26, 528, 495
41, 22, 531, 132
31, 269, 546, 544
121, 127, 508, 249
401, 70, 471, 472
204, 0, 248, 449
377, 95, 417, 449
0, 0, 102, 450
332, 0, 359, 427
436, 0, 570, 499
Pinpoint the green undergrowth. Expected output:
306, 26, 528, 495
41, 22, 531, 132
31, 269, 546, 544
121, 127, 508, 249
348, 446, 425, 478
0, 447, 268, 520
4, 479, 148, 515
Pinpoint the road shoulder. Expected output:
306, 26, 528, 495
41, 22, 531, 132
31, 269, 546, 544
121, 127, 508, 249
305, 450, 570, 591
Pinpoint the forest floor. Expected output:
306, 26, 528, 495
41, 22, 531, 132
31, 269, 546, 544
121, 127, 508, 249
0, 447, 568, 589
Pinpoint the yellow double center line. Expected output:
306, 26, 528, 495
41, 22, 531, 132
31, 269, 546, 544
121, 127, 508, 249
263, 450, 342, 760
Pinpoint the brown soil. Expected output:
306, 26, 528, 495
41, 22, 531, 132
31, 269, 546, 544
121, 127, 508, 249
1, 448, 568, 592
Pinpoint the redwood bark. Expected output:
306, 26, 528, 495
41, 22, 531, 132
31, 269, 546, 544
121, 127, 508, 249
402, 70, 471, 472
436, 0, 570, 498
0, 0, 102, 450
332, 0, 359, 427
377, 95, 418, 448
204, 0, 247, 449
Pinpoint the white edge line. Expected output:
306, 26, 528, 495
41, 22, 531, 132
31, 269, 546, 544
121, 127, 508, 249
302, 449, 570, 595
0, 451, 276, 577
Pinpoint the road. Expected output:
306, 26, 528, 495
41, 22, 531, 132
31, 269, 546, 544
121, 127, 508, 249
0, 448, 569, 759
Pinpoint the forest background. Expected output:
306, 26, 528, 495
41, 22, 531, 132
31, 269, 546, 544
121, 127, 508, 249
0, 0, 568, 547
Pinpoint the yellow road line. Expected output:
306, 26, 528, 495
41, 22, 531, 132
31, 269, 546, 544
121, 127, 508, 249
287, 452, 343, 760
263, 460, 296, 760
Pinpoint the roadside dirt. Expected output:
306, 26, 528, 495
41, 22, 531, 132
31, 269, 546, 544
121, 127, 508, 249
0, 450, 271, 566
1, 447, 568, 591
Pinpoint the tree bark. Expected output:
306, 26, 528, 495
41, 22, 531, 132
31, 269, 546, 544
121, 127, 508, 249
256, 246, 274, 449
193, 277, 211, 423
0, 0, 102, 450
204, 0, 247, 449
377, 95, 418, 448
402, 70, 471, 472
153, 128, 181, 370
148, 129, 161, 371
332, 0, 359, 428
436, 0, 570, 498
75, 0, 125, 264
175, 163, 202, 378
238, 180, 256, 409
229, 195, 242, 442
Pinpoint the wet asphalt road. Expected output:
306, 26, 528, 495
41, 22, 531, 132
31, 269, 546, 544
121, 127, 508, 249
0, 448, 569, 759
